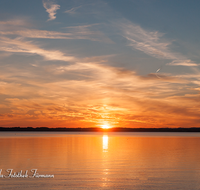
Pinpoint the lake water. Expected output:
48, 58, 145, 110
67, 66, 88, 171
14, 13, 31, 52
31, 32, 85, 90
1, 132, 200, 189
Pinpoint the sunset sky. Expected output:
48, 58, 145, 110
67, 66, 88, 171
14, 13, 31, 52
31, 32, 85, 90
0, 0, 200, 128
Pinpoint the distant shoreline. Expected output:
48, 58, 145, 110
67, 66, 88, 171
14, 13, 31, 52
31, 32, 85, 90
1, 127, 200, 132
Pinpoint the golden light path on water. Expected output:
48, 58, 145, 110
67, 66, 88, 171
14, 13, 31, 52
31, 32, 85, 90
103, 135, 108, 152
102, 134, 109, 187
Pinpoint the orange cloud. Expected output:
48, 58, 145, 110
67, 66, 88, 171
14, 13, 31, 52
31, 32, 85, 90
0, 59, 200, 128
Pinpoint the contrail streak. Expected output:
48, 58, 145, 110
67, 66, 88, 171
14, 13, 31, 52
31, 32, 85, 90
155, 62, 165, 79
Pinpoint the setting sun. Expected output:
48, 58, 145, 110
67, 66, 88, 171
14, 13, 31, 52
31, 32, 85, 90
101, 125, 111, 129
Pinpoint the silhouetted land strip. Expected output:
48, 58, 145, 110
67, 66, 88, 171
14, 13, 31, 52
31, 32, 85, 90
1, 127, 200, 132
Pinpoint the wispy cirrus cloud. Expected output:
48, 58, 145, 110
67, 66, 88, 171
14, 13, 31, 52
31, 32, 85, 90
43, 0, 60, 21
120, 21, 175, 60
0, 19, 29, 26
65, 6, 82, 14
118, 20, 199, 70
167, 60, 200, 66
0, 18, 112, 43
0, 27, 112, 43
0, 19, 32, 32
0, 37, 75, 62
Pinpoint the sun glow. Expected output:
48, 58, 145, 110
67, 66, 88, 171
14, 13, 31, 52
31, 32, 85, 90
101, 125, 110, 129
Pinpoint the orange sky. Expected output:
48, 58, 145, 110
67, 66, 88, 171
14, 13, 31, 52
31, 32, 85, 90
0, 0, 200, 128
1, 64, 200, 128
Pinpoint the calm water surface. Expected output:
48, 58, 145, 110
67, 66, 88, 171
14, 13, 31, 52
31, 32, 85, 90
0, 132, 200, 189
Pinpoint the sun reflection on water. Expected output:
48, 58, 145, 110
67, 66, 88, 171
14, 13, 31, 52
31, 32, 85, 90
103, 135, 108, 152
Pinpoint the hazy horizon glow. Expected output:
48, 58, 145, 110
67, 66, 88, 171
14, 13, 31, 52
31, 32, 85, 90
0, 0, 200, 128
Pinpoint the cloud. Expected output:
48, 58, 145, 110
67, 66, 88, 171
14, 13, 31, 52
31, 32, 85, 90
118, 20, 199, 71
0, 19, 29, 26
167, 60, 200, 66
0, 57, 200, 127
2, 63, 200, 127
65, 6, 82, 14
0, 20, 112, 43
120, 21, 175, 60
0, 27, 112, 43
0, 37, 75, 62
0, 19, 32, 32
43, 0, 60, 21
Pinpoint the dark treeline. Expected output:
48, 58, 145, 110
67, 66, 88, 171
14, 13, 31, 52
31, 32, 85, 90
0, 127, 200, 132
